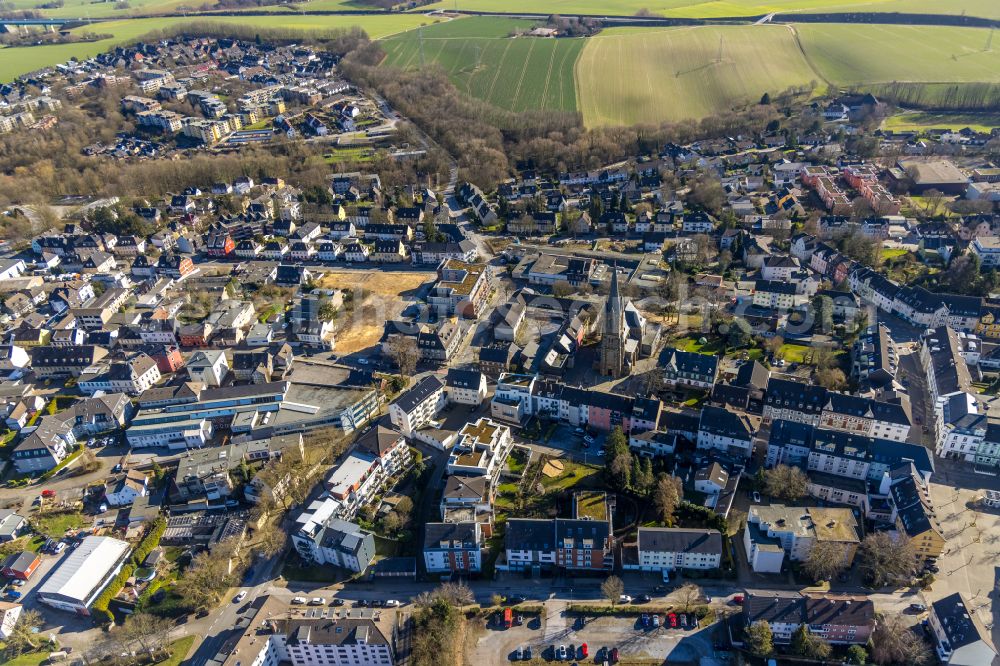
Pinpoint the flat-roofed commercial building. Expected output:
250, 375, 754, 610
36, 536, 131, 615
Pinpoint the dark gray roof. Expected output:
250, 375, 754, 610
424, 522, 479, 550
743, 592, 875, 629
931, 593, 997, 660
446, 368, 483, 391
505, 518, 554, 551
638, 528, 722, 555
392, 375, 444, 412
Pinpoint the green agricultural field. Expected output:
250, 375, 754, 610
0, 14, 436, 82
576, 25, 816, 126
882, 111, 1000, 133
380, 17, 584, 112
796, 24, 1000, 86
420, 0, 1000, 19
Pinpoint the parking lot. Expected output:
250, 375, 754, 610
469, 600, 727, 666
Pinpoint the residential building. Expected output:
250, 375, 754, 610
744, 505, 859, 573
739, 592, 875, 646
105, 470, 148, 507
389, 375, 446, 437
219, 600, 393, 666
445, 368, 487, 406
929, 593, 998, 666
660, 347, 719, 390
423, 522, 483, 574
291, 518, 376, 573
632, 528, 723, 573
11, 416, 75, 473
0, 601, 21, 640
447, 418, 514, 488
697, 406, 758, 458
428, 259, 493, 319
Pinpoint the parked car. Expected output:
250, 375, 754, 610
523, 646, 531, 660
641, 613, 650, 627
752, 491, 761, 503
384, 599, 401, 608
291, 597, 307, 605
580, 643, 588, 658
330, 599, 345, 607
583, 435, 595, 445
636, 594, 651, 603
53, 542, 66, 554
731, 594, 744, 604
668, 613, 678, 628
234, 591, 247, 603
557, 644, 568, 660
610, 647, 619, 663
619, 595, 632, 604
309, 598, 326, 606
514, 646, 524, 660
651, 615, 660, 628
909, 603, 927, 613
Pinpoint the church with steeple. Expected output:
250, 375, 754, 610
597, 267, 661, 378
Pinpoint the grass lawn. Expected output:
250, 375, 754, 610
3, 652, 49, 666
670, 335, 724, 355
380, 17, 583, 113
374, 535, 400, 557
882, 111, 1000, 133
577, 24, 817, 126
540, 460, 602, 491
32, 511, 86, 539
880, 247, 909, 261
153, 636, 196, 666
778, 343, 811, 363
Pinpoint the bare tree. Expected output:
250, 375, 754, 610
602, 575, 624, 605
763, 465, 808, 500
675, 583, 702, 613
253, 519, 287, 557
858, 532, 918, 588
117, 612, 172, 659
435, 582, 474, 607
803, 541, 848, 583
385, 335, 419, 377
870, 613, 932, 665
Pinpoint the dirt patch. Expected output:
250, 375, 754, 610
541, 460, 565, 478
316, 271, 433, 354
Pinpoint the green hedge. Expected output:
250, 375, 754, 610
566, 603, 674, 616
39, 446, 84, 481
132, 517, 166, 566
91, 563, 136, 625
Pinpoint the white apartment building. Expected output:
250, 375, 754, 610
324, 451, 385, 520
389, 375, 446, 437
632, 528, 723, 573
446, 418, 514, 487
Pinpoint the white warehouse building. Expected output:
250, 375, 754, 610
36, 536, 131, 615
